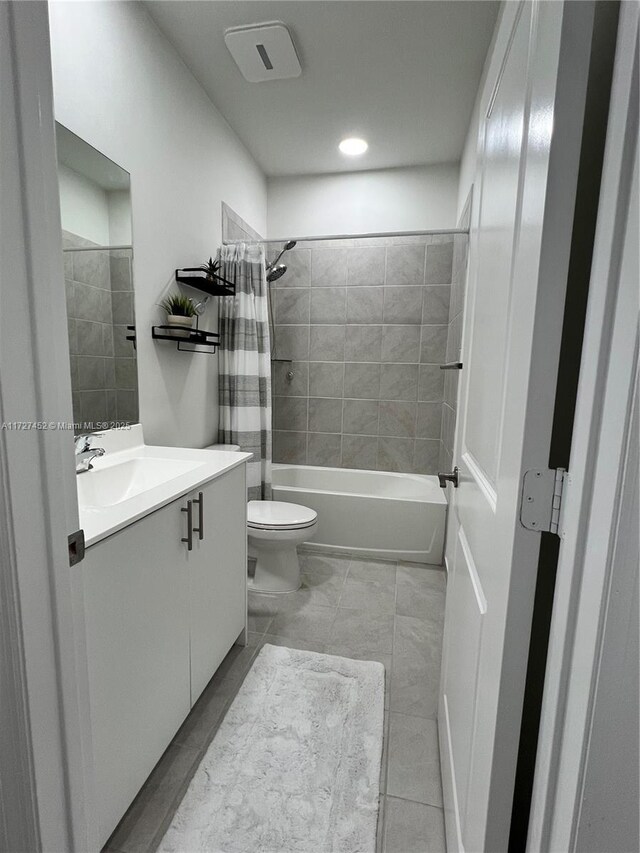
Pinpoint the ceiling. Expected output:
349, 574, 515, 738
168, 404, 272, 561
146, 1, 499, 177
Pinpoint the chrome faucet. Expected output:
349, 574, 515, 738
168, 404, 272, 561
75, 433, 105, 474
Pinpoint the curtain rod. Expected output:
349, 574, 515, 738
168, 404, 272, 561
222, 227, 468, 245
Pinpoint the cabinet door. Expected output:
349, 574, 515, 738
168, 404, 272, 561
83, 499, 190, 848
187, 464, 247, 703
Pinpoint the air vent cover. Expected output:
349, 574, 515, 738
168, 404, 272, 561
224, 22, 302, 83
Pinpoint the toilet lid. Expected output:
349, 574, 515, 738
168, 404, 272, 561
247, 500, 317, 530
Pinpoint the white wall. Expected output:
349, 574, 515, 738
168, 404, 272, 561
57, 163, 110, 245
107, 190, 132, 246
267, 163, 459, 237
49, 1, 267, 447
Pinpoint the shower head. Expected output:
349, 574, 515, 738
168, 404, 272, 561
267, 263, 287, 283
266, 239, 297, 274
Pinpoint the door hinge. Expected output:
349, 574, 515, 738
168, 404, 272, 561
68, 529, 85, 566
520, 468, 568, 536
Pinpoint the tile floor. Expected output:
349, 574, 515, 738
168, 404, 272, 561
104, 548, 447, 853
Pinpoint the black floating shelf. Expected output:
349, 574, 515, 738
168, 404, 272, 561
175, 268, 235, 297
152, 325, 220, 354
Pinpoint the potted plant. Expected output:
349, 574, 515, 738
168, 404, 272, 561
159, 292, 197, 337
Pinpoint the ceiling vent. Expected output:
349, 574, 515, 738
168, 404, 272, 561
224, 22, 302, 83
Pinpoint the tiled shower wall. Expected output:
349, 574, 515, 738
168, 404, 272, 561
64, 230, 138, 428
270, 234, 461, 474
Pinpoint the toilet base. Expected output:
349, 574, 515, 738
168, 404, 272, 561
249, 544, 302, 594
247, 520, 317, 594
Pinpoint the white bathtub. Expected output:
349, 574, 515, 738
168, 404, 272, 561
271, 464, 446, 565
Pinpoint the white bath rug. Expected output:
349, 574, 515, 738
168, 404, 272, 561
158, 644, 385, 853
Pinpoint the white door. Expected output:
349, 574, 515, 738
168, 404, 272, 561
438, 2, 597, 850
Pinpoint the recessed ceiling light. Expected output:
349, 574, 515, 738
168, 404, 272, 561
339, 137, 368, 156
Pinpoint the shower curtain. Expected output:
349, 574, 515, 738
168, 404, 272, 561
218, 243, 272, 501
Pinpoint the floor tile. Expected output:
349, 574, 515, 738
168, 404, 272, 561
348, 558, 398, 585
331, 609, 395, 655
390, 615, 442, 719
383, 796, 446, 853
256, 634, 327, 654
398, 562, 446, 592
325, 646, 392, 708
339, 576, 397, 614
268, 601, 336, 642
104, 743, 201, 853
396, 567, 446, 622
387, 714, 443, 807
247, 591, 278, 634
298, 550, 351, 577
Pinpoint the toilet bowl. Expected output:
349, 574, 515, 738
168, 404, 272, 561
247, 500, 317, 593
205, 444, 317, 593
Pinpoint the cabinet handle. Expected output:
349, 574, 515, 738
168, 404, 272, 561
181, 500, 193, 551
193, 491, 204, 540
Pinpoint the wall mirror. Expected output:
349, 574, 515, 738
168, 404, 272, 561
56, 123, 138, 430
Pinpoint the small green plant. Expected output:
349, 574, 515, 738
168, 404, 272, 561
199, 257, 221, 278
160, 292, 197, 317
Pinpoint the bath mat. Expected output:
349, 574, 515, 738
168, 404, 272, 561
158, 644, 385, 853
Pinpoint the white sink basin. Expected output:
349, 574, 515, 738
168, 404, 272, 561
77, 457, 200, 508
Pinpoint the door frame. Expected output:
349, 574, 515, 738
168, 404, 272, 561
527, 5, 639, 848
0, 3, 94, 850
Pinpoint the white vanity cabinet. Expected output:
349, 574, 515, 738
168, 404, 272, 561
83, 464, 246, 848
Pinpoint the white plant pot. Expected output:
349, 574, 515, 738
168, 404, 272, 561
166, 314, 195, 338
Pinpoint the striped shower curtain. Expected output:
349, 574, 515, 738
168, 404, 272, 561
218, 243, 272, 501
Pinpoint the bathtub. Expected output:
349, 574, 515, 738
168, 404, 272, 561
271, 464, 446, 565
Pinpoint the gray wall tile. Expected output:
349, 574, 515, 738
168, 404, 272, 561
347, 247, 385, 285
346, 287, 383, 324
310, 247, 348, 286
380, 364, 418, 401
417, 402, 442, 438
342, 435, 378, 470
308, 398, 342, 433
269, 235, 469, 475
77, 356, 105, 391
377, 437, 415, 473
344, 363, 380, 399
418, 365, 445, 402
310, 287, 346, 324
274, 397, 308, 431
383, 286, 423, 324
381, 326, 421, 363
344, 325, 382, 363
273, 326, 309, 360
385, 244, 425, 285
343, 400, 379, 435
414, 439, 441, 474
308, 362, 344, 397
277, 248, 311, 286
273, 430, 307, 464
273, 361, 309, 397
420, 326, 448, 363
379, 401, 417, 438
275, 288, 310, 324
423, 286, 451, 324
309, 325, 345, 361
307, 433, 341, 466
425, 242, 454, 285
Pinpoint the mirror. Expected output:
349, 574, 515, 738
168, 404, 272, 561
56, 123, 138, 430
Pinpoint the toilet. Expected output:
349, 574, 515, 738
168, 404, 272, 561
206, 444, 318, 594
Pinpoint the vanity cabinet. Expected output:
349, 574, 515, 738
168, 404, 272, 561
83, 464, 246, 848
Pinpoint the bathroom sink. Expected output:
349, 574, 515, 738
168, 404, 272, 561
77, 457, 201, 508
